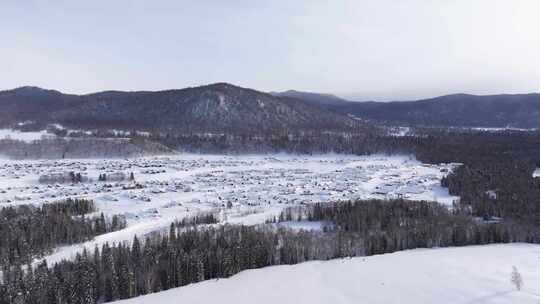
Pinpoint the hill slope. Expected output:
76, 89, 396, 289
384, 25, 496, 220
0, 86, 80, 127
112, 244, 540, 304
332, 93, 540, 128
0, 83, 357, 133
277, 90, 540, 128
270, 90, 349, 108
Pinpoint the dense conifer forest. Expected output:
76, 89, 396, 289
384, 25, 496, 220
147, 129, 540, 164
3, 199, 540, 304
173, 212, 219, 228
0, 199, 126, 267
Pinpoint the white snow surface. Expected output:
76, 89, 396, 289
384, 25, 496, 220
112, 244, 540, 304
0, 154, 458, 265
386, 126, 411, 137
274, 220, 332, 231
0, 128, 54, 142
470, 127, 538, 132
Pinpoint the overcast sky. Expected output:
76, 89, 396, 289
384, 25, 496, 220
1, 0, 539, 101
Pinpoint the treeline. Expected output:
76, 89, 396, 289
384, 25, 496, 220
149, 131, 380, 155
408, 130, 540, 165
0, 199, 126, 267
174, 212, 219, 228
382, 130, 540, 227
0, 137, 171, 159
1, 225, 321, 304
145, 129, 540, 164
396, 130, 540, 228
442, 161, 540, 225
270, 199, 540, 251
4, 199, 540, 304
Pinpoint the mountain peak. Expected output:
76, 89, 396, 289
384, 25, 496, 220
199, 82, 246, 91
15, 85, 46, 90
207, 82, 237, 88
271, 90, 349, 107
6, 86, 62, 96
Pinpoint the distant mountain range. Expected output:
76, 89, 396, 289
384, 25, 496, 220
272, 90, 540, 129
2, 84, 540, 134
0, 83, 357, 134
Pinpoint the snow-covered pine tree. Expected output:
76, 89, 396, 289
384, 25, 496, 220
511, 266, 523, 291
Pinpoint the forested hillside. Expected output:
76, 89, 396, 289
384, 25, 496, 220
321, 93, 540, 128
0, 199, 125, 267
0, 84, 359, 134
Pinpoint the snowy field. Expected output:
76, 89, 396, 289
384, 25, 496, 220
0, 128, 53, 142
0, 154, 458, 264
0, 126, 149, 140
112, 244, 540, 304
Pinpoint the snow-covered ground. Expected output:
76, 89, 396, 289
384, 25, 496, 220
0, 125, 150, 141
0, 154, 458, 264
470, 126, 538, 132
0, 128, 54, 142
386, 126, 411, 137
112, 244, 540, 304
274, 220, 332, 231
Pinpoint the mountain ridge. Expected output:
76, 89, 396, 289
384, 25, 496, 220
331, 93, 540, 128
276, 90, 540, 128
270, 90, 349, 108
0, 83, 359, 134
4, 83, 540, 130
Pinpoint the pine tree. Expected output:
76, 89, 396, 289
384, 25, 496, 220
169, 223, 176, 243
102, 243, 119, 301
92, 246, 103, 302
75, 249, 96, 304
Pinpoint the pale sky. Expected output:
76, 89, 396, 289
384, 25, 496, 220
1, 0, 540, 101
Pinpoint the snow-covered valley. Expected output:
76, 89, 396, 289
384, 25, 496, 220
0, 154, 458, 264
111, 244, 540, 304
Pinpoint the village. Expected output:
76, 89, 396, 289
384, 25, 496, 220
0, 154, 458, 219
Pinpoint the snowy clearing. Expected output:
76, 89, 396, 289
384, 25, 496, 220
111, 243, 540, 304
0, 154, 458, 265
469, 127, 538, 132
386, 126, 411, 137
274, 220, 332, 231
0, 129, 54, 142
